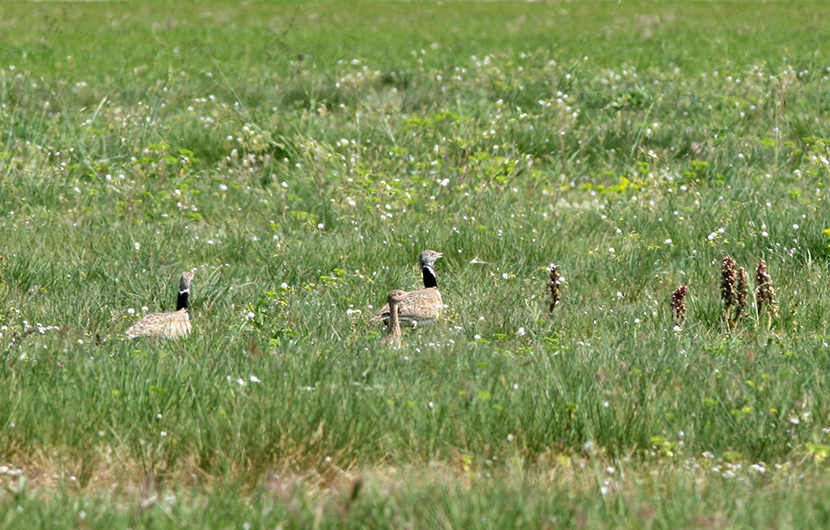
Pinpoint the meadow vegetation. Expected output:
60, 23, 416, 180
3, 0, 830, 527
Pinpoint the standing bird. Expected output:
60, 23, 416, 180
380, 289, 408, 348
370, 250, 443, 328
126, 271, 195, 339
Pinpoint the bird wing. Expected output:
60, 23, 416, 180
370, 288, 442, 322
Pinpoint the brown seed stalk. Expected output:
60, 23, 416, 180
547, 263, 562, 314
721, 255, 738, 325
736, 267, 748, 320
721, 256, 737, 309
756, 259, 779, 318
671, 285, 688, 326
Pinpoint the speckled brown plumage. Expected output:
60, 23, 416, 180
371, 250, 443, 328
126, 272, 194, 339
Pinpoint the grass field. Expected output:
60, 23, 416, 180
3, 0, 830, 527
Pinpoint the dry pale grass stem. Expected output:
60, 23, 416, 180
547, 263, 561, 314
671, 285, 687, 326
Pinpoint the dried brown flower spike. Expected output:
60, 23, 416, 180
721, 256, 738, 326
671, 285, 688, 326
547, 263, 562, 314
736, 267, 748, 320
721, 256, 748, 327
721, 256, 738, 310
756, 259, 779, 318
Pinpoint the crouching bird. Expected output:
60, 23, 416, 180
126, 271, 194, 339
370, 250, 443, 328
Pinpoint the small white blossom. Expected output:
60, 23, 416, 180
751, 463, 766, 474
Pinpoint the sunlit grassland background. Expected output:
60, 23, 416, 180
3, 0, 830, 527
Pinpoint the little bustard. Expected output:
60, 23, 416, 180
126, 271, 194, 339
370, 250, 443, 328
380, 289, 408, 348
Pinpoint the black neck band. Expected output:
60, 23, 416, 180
422, 266, 438, 288
176, 289, 190, 311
